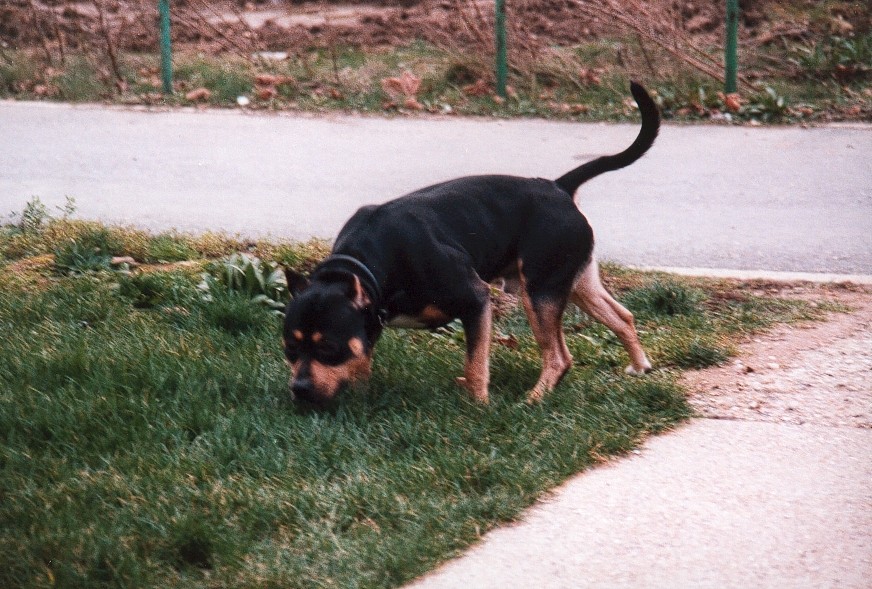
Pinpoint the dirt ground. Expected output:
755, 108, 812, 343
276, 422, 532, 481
683, 283, 872, 429
4, 0, 869, 54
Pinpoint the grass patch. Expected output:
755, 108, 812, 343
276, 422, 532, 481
0, 219, 831, 588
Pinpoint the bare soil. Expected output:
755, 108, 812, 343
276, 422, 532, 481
4, 0, 868, 54
683, 284, 872, 429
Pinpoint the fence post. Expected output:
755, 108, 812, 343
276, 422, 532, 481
724, 0, 738, 93
495, 0, 507, 98
159, 0, 173, 94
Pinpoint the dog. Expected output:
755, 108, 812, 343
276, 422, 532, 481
283, 82, 659, 407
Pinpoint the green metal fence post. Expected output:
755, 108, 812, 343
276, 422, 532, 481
495, 0, 507, 98
159, 0, 173, 94
724, 0, 738, 93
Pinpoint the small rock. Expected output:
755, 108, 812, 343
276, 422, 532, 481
110, 256, 138, 267
767, 362, 780, 370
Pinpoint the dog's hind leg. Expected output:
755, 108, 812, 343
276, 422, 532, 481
571, 258, 652, 375
517, 266, 573, 403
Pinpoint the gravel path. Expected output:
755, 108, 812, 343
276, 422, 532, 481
684, 284, 872, 429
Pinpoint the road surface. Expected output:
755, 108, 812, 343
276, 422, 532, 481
1, 100, 870, 274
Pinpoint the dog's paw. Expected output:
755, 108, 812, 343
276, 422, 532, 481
455, 377, 490, 404
624, 362, 653, 376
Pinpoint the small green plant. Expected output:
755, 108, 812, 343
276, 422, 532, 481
201, 252, 288, 312
791, 33, 872, 82
742, 86, 790, 122
53, 227, 117, 274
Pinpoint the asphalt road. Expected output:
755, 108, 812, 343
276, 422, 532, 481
2, 100, 870, 274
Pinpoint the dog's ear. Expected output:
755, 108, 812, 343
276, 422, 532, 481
345, 274, 370, 310
317, 269, 370, 309
284, 268, 310, 297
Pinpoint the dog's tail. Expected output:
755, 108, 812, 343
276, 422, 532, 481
555, 82, 660, 198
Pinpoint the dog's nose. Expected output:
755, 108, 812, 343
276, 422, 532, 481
291, 378, 315, 402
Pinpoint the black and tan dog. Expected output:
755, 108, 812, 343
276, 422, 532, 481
283, 82, 659, 407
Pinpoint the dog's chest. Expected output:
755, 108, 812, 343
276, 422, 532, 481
384, 304, 451, 329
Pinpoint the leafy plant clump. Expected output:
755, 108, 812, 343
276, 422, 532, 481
200, 252, 289, 313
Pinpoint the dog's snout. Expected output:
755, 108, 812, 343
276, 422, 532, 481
292, 377, 315, 401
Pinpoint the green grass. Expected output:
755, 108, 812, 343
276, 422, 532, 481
0, 220, 829, 588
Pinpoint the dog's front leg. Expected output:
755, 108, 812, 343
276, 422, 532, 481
455, 294, 493, 405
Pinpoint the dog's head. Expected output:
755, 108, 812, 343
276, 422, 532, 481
282, 268, 381, 407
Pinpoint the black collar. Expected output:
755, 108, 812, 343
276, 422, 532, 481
313, 254, 386, 319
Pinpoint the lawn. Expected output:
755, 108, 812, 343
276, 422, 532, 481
0, 212, 827, 588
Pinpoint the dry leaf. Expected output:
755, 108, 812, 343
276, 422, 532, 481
381, 71, 421, 100
462, 79, 491, 97
403, 96, 423, 110
256, 86, 277, 100
185, 87, 211, 101
724, 93, 742, 113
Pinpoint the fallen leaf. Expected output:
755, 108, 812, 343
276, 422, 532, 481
185, 87, 211, 101
724, 93, 742, 112
403, 96, 423, 110
381, 71, 421, 100
256, 86, 277, 100
462, 79, 491, 97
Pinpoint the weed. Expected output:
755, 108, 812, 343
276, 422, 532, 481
791, 33, 872, 82
53, 227, 119, 274
742, 86, 791, 122
201, 253, 288, 313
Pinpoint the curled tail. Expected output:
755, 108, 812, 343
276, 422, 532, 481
555, 82, 660, 197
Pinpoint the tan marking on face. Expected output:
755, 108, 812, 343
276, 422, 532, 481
348, 337, 364, 357
312, 331, 323, 343
307, 353, 373, 399
292, 330, 304, 341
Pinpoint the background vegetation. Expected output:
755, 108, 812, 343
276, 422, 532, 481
1, 0, 869, 122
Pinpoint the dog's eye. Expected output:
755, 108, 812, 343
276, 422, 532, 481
316, 342, 343, 364
284, 341, 300, 362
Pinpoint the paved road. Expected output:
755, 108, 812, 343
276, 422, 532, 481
1, 100, 870, 274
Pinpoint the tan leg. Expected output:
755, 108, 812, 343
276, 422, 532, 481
455, 296, 492, 404
519, 273, 573, 403
571, 258, 652, 374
